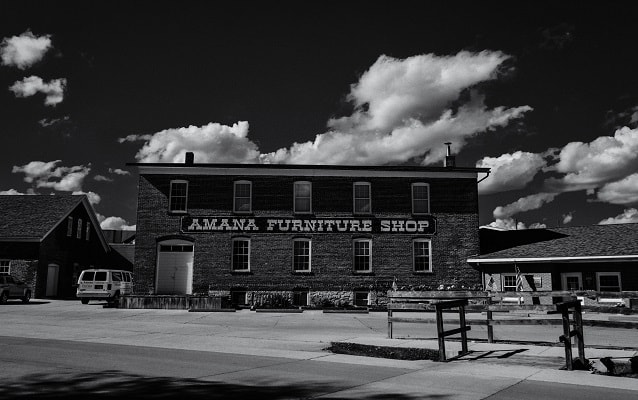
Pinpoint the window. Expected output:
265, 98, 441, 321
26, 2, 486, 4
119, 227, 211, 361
413, 239, 432, 272
293, 290, 308, 307
294, 181, 312, 213
0, 260, 10, 275
293, 239, 311, 272
85, 222, 90, 241
353, 182, 371, 214
234, 181, 252, 213
169, 180, 188, 213
412, 183, 430, 214
77, 218, 83, 239
67, 217, 73, 237
112, 272, 123, 282
94, 271, 107, 281
353, 239, 372, 272
502, 274, 517, 291
232, 238, 250, 271
353, 291, 369, 307
231, 290, 247, 306
597, 272, 621, 292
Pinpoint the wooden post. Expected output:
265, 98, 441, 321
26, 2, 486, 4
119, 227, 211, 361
388, 309, 393, 339
486, 296, 494, 343
573, 301, 586, 365
436, 304, 446, 361
560, 306, 573, 371
459, 303, 468, 354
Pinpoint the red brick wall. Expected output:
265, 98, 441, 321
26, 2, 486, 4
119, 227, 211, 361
134, 173, 482, 294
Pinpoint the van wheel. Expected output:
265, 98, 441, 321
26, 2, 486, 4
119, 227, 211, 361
22, 291, 31, 303
0, 291, 8, 304
81, 299, 89, 304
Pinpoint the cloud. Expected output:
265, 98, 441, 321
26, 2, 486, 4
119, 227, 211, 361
109, 168, 130, 175
129, 121, 260, 163
1, 30, 52, 69
486, 218, 546, 230
99, 216, 136, 231
596, 173, 638, 204
12, 160, 90, 192
493, 192, 557, 219
93, 175, 113, 182
562, 212, 573, 224
9, 76, 67, 106
38, 116, 70, 127
0, 189, 27, 195
72, 190, 101, 205
545, 126, 638, 192
477, 151, 546, 194
598, 208, 638, 225
127, 51, 531, 166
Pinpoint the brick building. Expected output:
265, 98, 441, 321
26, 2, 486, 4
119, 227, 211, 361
0, 194, 111, 298
128, 153, 489, 307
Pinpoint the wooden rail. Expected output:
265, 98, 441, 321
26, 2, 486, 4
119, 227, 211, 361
434, 299, 471, 361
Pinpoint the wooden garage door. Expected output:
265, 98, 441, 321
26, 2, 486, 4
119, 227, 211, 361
156, 241, 194, 295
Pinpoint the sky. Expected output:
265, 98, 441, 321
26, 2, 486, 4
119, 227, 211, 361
2, 1, 638, 231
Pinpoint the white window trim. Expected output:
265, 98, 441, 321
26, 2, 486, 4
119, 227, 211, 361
411, 182, 430, 214
67, 216, 73, 237
413, 238, 432, 273
233, 180, 252, 213
353, 238, 372, 273
292, 238, 312, 272
77, 218, 83, 239
293, 290, 309, 306
596, 272, 622, 292
353, 182, 372, 214
501, 273, 518, 291
0, 260, 10, 275
169, 180, 189, 213
293, 181, 312, 214
231, 237, 251, 272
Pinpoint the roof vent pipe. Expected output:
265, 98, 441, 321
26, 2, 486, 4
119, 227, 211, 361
444, 142, 455, 168
185, 152, 194, 164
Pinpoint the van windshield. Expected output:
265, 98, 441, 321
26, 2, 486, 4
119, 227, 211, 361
82, 271, 95, 281
95, 272, 107, 281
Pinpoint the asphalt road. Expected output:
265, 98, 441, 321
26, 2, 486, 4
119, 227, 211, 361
1, 300, 637, 399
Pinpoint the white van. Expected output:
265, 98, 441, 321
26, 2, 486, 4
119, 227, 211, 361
76, 269, 133, 305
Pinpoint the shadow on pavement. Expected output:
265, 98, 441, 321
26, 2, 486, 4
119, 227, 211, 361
0, 371, 451, 399
0, 301, 50, 305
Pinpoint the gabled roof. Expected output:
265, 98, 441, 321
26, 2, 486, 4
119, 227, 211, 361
468, 223, 638, 264
0, 194, 109, 252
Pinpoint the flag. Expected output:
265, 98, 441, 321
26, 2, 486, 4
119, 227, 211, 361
391, 276, 398, 291
515, 264, 523, 292
485, 274, 495, 291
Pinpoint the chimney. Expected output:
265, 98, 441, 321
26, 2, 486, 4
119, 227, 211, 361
185, 152, 194, 165
444, 142, 455, 168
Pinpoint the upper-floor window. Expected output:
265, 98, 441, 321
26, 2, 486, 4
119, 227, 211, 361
0, 260, 10, 275
353, 239, 372, 272
232, 238, 251, 271
294, 181, 312, 213
412, 183, 430, 214
77, 218, 83, 239
293, 238, 311, 272
169, 180, 188, 213
85, 222, 90, 241
234, 180, 252, 213
413, 239, 432, 272
353, 182, 371, 214
67, 217, 73, 237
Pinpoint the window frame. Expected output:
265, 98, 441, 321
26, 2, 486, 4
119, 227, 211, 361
85, 222, 90, 241
353, 291, 370, 307
292, 238, 312, 272
233, 180, 252, 214
501, 273, 518, 292
412, 183, 430, 214
231, 237, 251, 272
67, 216, 73, 237
293, 181, 312, 214
412, 238, 432, 273
292, 290, 309, 307
596, 272, 622, 292
352, 238, 372, 273
353, 182, 372, 215
0, 260, 10, 275
77, 218, 83, 239
169, 180, 189, 214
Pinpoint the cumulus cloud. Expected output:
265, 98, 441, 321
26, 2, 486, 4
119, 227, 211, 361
1, 30, 52, 69
486, 218, 546, 230
0, 189, 27, 195
99, 216, 136, 231
12, 160, 90, 192
93, 175, 113, 182
545, 126, 638, 192
493, 192, 558, 219
562, 212, 573, 224
596, 173, 638, 204
9, 76, 67, 106
72, 190, 101, 205
477, 151, 546, 194
126, 52, 531, 166
599, 208, 638, 225
109, 168, 129, 175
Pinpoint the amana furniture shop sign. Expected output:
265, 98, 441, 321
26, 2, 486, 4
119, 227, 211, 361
181, 216, 436, 234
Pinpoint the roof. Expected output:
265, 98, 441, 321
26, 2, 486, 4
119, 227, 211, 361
0, 194, 109, 252
468, 223, 638, 264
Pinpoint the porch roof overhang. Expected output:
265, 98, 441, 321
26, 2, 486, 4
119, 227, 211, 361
467, 254, 638, 265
